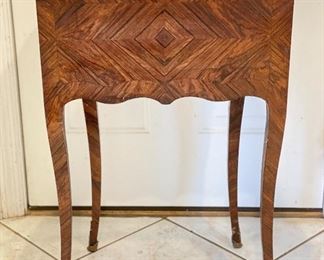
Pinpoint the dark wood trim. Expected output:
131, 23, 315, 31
28, 206, 323, 212
27, 206, 323, 218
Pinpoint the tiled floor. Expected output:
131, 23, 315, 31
0, 216, 323, 260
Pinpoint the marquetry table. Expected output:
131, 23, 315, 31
36, 0, 294, 259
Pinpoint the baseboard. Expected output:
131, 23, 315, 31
27, 206, 323, 218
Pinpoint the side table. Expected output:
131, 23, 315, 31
36, 0, 294, 259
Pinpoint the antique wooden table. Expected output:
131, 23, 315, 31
36, 0, 294, 259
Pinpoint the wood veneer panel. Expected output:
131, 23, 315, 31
36, 1, 294, 259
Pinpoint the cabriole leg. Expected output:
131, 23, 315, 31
228, 97, 245, 248
83, 100, 101, 252
261, 101, 286, 260
46, 106, 72, 260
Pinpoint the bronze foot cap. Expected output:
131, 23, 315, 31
87, 241, 99, 252
232, 239, 243, 248
232, 233, 242, 248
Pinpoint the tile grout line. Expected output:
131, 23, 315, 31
165, 218, 246, 260
2, 216, 321, 260
0, 221, 57, 260
76, 218, 165, 260
275, 229, 324, 260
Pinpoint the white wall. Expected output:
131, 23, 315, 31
0, 0, 27, 219
275, 0, 324, 208
12, 0, 324, 209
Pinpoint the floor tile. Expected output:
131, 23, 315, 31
1, 216, 160, 260
0, 224, 53, 260
82, 219, 241, 260
168, 217, 324, 260
279, 231, 324, 260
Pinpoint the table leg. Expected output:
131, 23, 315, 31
228, 97, 244, 248
83, 100, 101, 252
261, 102, 286, 260
46, 107, 72, 260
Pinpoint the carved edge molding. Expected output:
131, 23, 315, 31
65, 100, 151, 134
199, 115, 266, 135
99, 101, 151, 134
66, 102, 265, 135
0, 0, 27, 219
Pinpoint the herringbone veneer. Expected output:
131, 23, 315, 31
36, 1, 294, 259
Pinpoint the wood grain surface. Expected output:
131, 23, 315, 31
83, 100, 101, 252
229, 97, 245, 248
36, 0, 294, 259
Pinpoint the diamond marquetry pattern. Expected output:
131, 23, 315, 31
36, 2, 294, 260
37, 0, 293, 105
155, 28, 175, 48
135, 11, 194, 69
